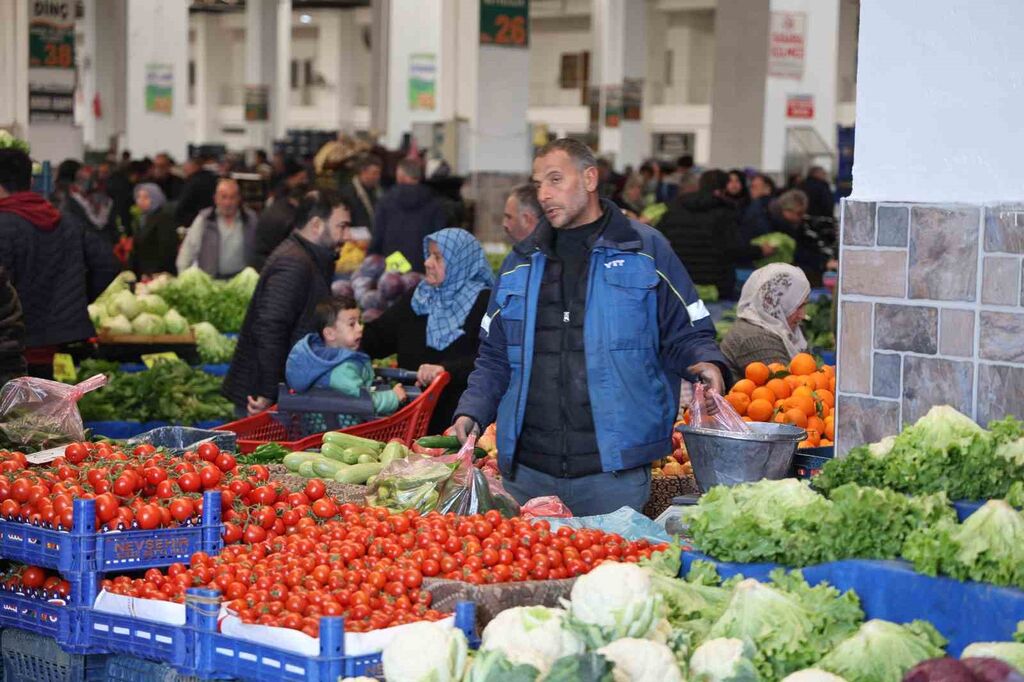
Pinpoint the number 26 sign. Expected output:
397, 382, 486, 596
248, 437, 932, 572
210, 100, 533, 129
480, 0, 529, 48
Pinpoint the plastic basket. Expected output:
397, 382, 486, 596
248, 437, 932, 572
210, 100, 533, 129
0, 491, 222, 573
101, 656, 201, 682
789, 446, 834, 479
0, 629, 106, 682
216, 372, 450, 454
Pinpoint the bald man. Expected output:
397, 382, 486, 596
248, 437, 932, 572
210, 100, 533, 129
176, 178, 259, 278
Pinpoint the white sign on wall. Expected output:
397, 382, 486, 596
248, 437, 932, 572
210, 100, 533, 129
768, 11, 806, 80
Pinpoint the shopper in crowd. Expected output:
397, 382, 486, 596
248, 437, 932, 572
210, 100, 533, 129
595, 157, 624, 200
175, 178, 257, 278
62, 165, 117, 243
737, 173, 779, 268
150, 152, 183, 201
339, 154, 382, 232
725, 169, 750, 212
750, 188, 831, 286
0, 266, 26, 385
253, 150, 274, 184
799, 166, 835, 218
453, 139, 727, 516
0, 147, 118, 378
251, 161, 310, 271
720, 263, 810, 380
639, 159, 677, 204
501, 184, 541, 243
223, 190, 352, 416
658, 169, 771, 300
106, 160, 146, 235
362, 228, 492, 435
617, 173, 648, 220
174, 155, 219, 227
672, 154, 698, 195
131, 183, 179, 277
368, 159, 448, 272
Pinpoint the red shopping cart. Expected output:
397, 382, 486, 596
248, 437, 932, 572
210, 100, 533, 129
215, 369, 450, 453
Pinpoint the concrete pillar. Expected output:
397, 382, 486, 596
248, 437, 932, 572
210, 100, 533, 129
592, 0, 647, 168
369, 0, 389, 134
318, 9, 358, 133
125, 0, 189, 159
275, 0, 291, 140
193, 12, 229, 145
245, 0, 280, 150
0, 0, 30, 139
80, 0, 127, 152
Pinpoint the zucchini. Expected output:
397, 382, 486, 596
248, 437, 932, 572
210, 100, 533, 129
297, 460, 317, 478
334, 462, 384, 485
320, 441, 348, 462
380, 441, 409, 466
322, 431, 384, 453
357, 453, 377, 464
283, 451, 317, 471
341, 448, 362, 465
416, 435, 461, 450
312, 457, 345, 478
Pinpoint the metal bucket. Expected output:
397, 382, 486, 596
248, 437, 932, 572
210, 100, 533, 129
676, 422, 806, 492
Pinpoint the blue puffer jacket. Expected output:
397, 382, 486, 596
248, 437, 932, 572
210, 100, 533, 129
455, 201, 728, 476
285, 334, 371, 391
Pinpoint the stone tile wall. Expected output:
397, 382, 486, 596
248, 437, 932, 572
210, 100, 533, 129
835, 200, 1024, 454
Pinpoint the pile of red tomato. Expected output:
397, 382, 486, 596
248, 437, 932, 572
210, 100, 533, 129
0, 564, 69, 600
102, 504, 665, 637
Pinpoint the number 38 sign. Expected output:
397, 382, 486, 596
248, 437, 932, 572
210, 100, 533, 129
480, 0, 529, 48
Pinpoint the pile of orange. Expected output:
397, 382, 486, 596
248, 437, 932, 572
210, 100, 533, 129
724, 353, 835, 449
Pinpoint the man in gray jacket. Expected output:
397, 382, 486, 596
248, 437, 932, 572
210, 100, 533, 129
176, 178, 257, 278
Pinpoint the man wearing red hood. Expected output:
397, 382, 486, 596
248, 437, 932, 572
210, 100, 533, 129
0, 147, 119, 378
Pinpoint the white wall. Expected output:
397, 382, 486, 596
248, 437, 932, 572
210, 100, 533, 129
660, 10, 715, 105
853, 0, 1024, 202
125, 0, 189, 159
385, 0, 444, 147
760, 0, 839, 173
529, 16, 591, 108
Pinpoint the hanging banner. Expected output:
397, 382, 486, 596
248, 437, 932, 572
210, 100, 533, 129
479, 0, 529, 48
408, 53, 437, 111
244, 85, 270, 122
786, 94, 814, 119
29, 0, 75, 69
623, 78, 643, 121
768, 11, 806, 80
603, 84, 622, 128
145, 63, 174, 115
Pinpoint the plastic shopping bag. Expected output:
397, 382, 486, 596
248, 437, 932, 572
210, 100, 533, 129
0, 374, 107, 449
521, 496, 573, 520
366, 454, 456, 514
688, 382, 750, 433
436, 436, 520, 518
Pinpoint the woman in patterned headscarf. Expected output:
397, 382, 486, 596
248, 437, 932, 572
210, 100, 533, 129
720, 263, 810, 380
361, 228, 493, 433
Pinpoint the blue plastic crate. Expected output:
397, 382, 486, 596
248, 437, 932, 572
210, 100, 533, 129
790, 446, 834, 479
0, 569, 101, 653
680, 551, 1024, 656
0, 491, 222, 574
0, 628, 106, 682
80, 608, 188, 669
101, 656, 203, 682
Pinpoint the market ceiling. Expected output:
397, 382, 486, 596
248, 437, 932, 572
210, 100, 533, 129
190, 0, 369, 12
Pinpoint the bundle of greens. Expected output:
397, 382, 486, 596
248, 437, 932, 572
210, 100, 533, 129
802, 295, 835, 351
192, 322, 237, 364
752, 232, 797, 266
154, 267, 257, 333
71, 359, 233, 425
816, 619, 947, 682
682, 479, 956, 566
812, 407, 1024, 501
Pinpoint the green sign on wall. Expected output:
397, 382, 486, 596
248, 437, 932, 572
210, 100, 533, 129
480, 0, 529, 48
29, 0, 75, 69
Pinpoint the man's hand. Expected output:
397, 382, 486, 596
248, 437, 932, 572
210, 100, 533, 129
246, 395, 273, 416
392, 384, 408, 404
760, 243, 777, 257
452, 415, 481, 444
416, 363, 445, 387
688, 362, 725, 415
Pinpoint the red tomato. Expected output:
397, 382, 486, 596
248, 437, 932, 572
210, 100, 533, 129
169, 498, 194, 522
197, 443, 220, 462
214, 453, 237, 473
64, 442, 89, 465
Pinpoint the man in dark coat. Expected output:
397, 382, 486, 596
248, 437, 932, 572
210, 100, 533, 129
0, 266, 26, 385
368, 159, 448, 272
338, 154, 382, 232
174, 156, 219, 227
250, 161, 310, 271
798, 166, 835, 218
223, 191, 353, 416
0, 148, 119, 378
658, 169, 771, 300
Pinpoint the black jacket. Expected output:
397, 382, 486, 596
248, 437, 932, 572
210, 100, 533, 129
368, 184, 448, 271
658, 192, 756, 299
361, 289, 488, 435
106, 170, 135, 235
799, 177, 835, 218
222, 234, 336, 406
61, 195, 118, 243
132, 207, 180, 276
0, 267, 26, 385
174, 170, 218, 227
0, 211, 119, 348
338, 179, 378, 232
251, 199, 298, 271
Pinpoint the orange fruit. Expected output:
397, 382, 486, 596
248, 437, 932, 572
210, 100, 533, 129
751, 386, 776, 404
784, 374, 804, 391
824, 416, 835, 440
732, 379, 757, 396
815, 389, 835, 410
789, 394, 817, 418
783, 408, 808, 428
766, 378, 791, 400
725, 392, 750, 416
768, 362, 788, 374
829, 376, 836, 392
774, 413, 788, 424
747, 399, 774, 422
741, 416, 752, 422
792, 385, 815, 399
790, 353, 818, 376
807, 415, 825, 435
775, 399, 786, 410
745, 362, 770, 386
812, 372, 830, 391
805, 429, 821, 446
798, 440, 813, 449
822, 364, 835, 378
820, 438, 833, 446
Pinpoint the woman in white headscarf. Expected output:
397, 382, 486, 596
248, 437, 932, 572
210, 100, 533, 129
720, 263, 810, 380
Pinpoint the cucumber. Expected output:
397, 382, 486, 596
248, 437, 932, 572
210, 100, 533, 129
297, 460, 317, 478
380, 441, 409, 466
416, 435, 461, 450
357, 453, 377, 464
312, 457, 345, 479
283, 451, 317, 471
322, 431, 384, 453
320, 441, 348, 462
334, 462, 384, 485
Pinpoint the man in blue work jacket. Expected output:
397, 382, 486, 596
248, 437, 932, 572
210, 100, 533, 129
452, 139, 728, 515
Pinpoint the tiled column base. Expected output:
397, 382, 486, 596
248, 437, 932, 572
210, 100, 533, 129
836, 199, 1024, 454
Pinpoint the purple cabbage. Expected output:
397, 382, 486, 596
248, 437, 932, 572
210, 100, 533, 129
401, 271, 425, 292
359, 290, 384, 312
351, 275, 375, 300
362, 307, 384, 324
331, 279, 355, 299
377, 271, 405, 301
357, 254, 386, 281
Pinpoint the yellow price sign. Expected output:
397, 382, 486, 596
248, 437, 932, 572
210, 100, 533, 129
52, 353, 76, 383
385, 251, 413, 274
141, 352, 180, 369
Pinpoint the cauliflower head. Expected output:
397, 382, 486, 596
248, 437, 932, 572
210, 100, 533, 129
479, 606, 584, 674
381, 621, 468, 682
597, 638, 684, 682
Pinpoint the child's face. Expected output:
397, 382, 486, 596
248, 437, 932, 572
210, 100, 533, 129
323, 308, 363, 350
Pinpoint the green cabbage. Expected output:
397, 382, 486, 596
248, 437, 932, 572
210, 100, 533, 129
817, 620, 946, 682
138, 293, 169, 316
192, 321, 237, 364
752, 232, 796, 266
961, 642, 1024, 671
130, 312, 165, 335
113, 289, 142, 320
163, 309, 189, 335
103, 314, 133, 335
160, 266, 254, 333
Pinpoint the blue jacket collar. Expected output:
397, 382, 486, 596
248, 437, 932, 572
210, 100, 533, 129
514, 198, 643, 258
